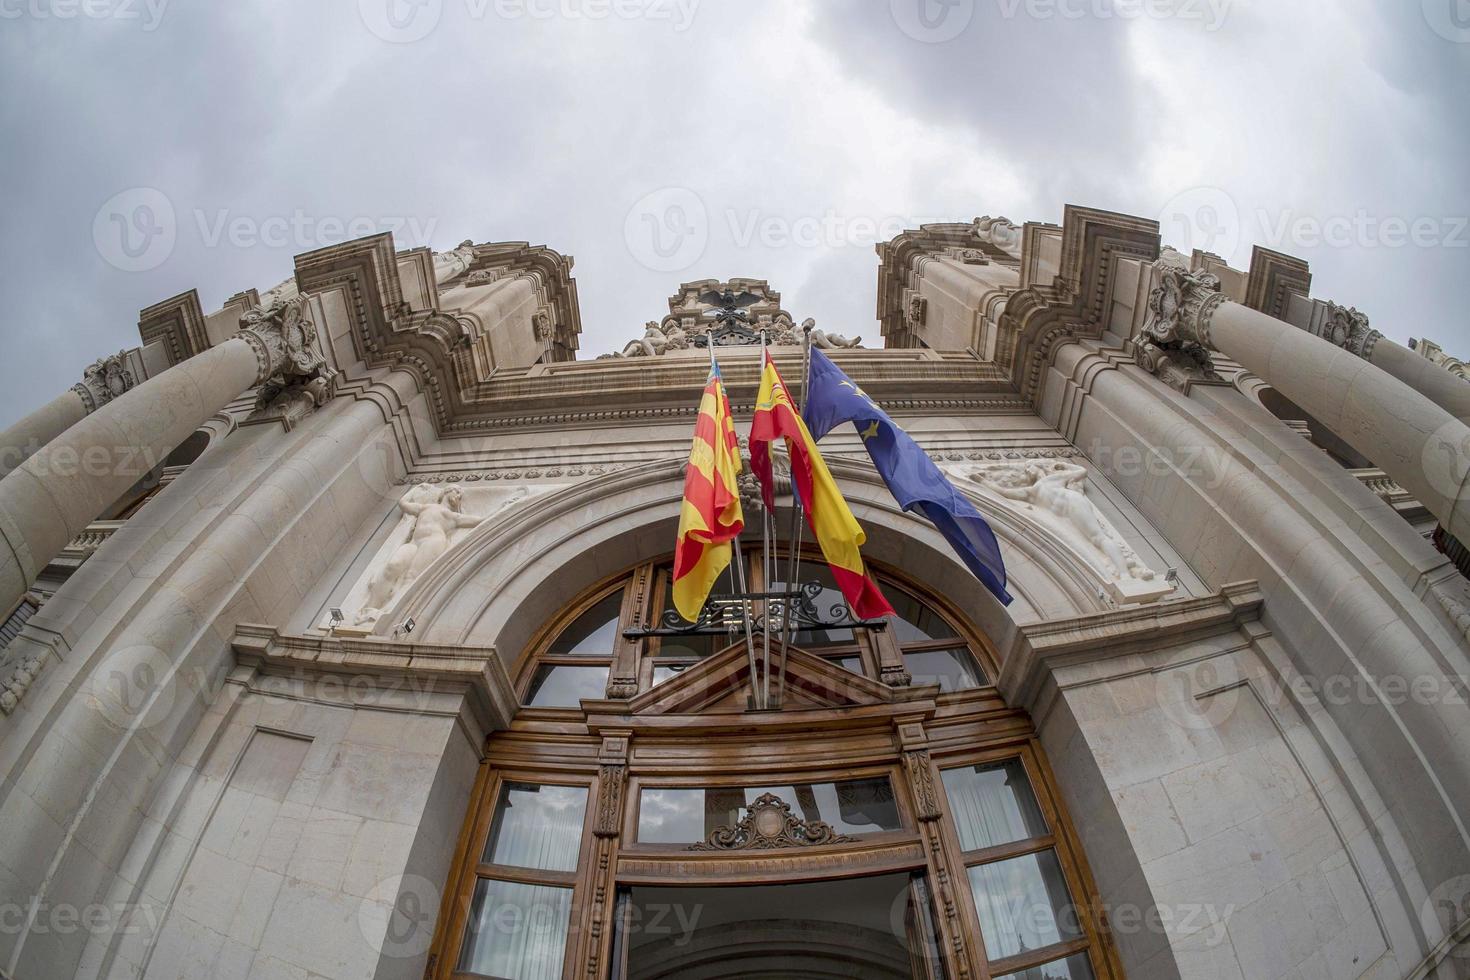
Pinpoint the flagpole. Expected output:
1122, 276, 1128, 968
710, 332, 763, 710
759, 331, 775, 711
775, 321, 813, 707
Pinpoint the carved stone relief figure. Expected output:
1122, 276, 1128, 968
351, 484, 528, 627
971, 461, 1168, 602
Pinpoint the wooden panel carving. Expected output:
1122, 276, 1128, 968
689, 794, 856, 851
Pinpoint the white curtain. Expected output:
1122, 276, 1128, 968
486, 784, 587, 872
943, 761, 1044, 852
459, 878, 573, 980
967, 851, 1078, 962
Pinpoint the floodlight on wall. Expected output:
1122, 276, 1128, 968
1165, 567, 1179, 584
393, 618, 417, 639
328, 608, 345, 628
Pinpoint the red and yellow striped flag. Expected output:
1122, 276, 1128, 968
671, 360, 745, 621
750, 351, 893, 620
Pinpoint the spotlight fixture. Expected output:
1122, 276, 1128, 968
328, 608, 345, 628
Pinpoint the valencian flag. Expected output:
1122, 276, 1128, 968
751, 350, 894, 620
671, 358, 746, 622
803, 347, 1012, 605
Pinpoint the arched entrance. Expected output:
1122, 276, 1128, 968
426, 553, 1123, 979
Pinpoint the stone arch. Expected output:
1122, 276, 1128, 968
388, 457, 1151, 678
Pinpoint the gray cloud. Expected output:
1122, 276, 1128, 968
0, 0, 1465, 430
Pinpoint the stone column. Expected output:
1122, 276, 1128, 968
1138, 268, 1470, 543
1307, 302, 1470, 422
0, 296, 333, 614
0, 352, 139, 480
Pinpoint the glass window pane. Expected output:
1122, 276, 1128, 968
547, 589, 623, 656
942, 759, 1049, 852
525, 665, 608, 708
771, 563, 856, 648
457, 877, 572, 980
829, 654, 864, 677
905, 647, 987, 692
888, 586, 958, 643
483, 782, 588, 871
997, 952, 1096, 979
968, 850, 1082, 962
637, 778, 900, 843
657, 562, 738, 659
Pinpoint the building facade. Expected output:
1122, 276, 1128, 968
0, 206, 1468, 979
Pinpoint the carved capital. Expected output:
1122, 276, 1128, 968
235, 295, 338, 416
1322, 302, 1382, 360
1142, 266, 1227, 350
71, 351, 136, 413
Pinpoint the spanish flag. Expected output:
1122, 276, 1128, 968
671, 359, 745, 622
750, 351, 894, 620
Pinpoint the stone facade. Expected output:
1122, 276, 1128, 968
0, 216, 1467, 979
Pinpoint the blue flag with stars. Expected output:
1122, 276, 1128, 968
802, 347, 1012, 605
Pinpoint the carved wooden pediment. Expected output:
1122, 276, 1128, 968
620, 640, 912, 718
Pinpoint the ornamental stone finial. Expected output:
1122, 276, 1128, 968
71, 351, 136, 413
1321, 301, 1382, 360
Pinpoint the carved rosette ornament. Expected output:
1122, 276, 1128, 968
236, 295, 338, 418
689, 794, 857, 851
72, 352, 136, 413
1322, 301, 1382, 360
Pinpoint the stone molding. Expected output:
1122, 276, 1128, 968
1244, 245, 1312, 319
70, 351, 137, 413
995, 206, 1162, 408
231, 624, 519, 746
996, 581, 1263, 713
137, 289, 209, 366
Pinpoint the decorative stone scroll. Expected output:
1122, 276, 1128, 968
71, 352, 136, 413
689, 794, 857, 851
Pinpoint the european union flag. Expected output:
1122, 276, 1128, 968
803, 348, 1012, 605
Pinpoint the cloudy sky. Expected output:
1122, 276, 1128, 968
0, 0, 1466, 428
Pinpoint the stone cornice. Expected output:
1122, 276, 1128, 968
138, 289, 209, 366
1245, 246, 1312, 319
876, 222, 1018, 347
997, 581, 1264, 712
449, 241, 582, 359
997, 206, 1161, 406
231, 624, 519, 745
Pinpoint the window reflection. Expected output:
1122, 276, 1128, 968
888, 586, 959, 643
525, 665, 609, 708
905, 647, 987, 692
547, 589, 623, 656
637, 778, 900, 843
